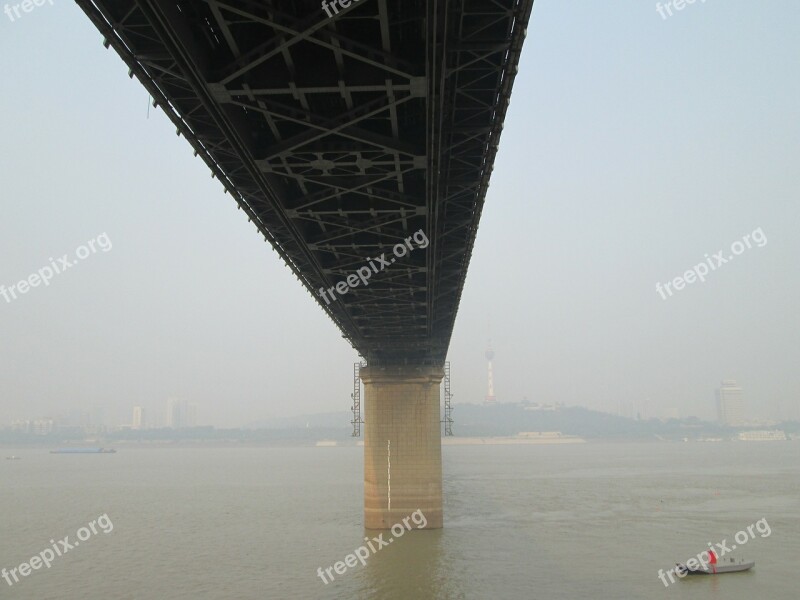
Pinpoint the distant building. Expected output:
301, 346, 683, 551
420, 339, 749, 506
32, 419, 54, 435
166, 399, 198, 429
81, 407, 106, 433
166, 398, 182, 428
132, 406, 146, 430
738, 430, 787, 441
523, 402, 562, 412
11, 420, 31, 433
618, 399, 641, 420
716, 380, 747, 426
10, 419, 55, 435
186, 403, 197, 428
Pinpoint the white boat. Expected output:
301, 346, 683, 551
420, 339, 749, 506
677, 558, 754, 574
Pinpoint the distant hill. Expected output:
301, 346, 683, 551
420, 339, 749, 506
449, 403, 713, 439
247, 403, 732, 440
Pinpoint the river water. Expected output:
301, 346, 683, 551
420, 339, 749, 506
1, 441, 798, 599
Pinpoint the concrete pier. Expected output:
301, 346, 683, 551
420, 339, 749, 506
361, 365, 444, 529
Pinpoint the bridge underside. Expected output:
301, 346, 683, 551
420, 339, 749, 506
78, 0, 532, 367
78, 0, 533, 529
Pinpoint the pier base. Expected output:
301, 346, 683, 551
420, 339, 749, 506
361, 365, 444, 529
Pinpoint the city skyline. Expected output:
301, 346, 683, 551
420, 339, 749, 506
0, 377, 787, 430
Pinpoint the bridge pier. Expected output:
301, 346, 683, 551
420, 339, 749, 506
361, 365, 444, 529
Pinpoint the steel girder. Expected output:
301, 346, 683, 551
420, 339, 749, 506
76, 0, 534, 366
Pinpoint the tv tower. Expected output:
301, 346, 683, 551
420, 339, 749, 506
485, 340, 496, 404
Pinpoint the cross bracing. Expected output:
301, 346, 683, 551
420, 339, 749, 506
77, 0, 534, 365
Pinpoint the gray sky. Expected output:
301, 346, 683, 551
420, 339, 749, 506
1, 0, 798, 427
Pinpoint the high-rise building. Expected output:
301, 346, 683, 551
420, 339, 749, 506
132, 406, 146, 430
166, 398, 183, 428
716, 380, 747, 426
81, 407, 106, 433
166, 399, 198, 429
186, 403, 197, 428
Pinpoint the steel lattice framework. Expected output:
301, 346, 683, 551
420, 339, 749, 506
77, 0, 534, 366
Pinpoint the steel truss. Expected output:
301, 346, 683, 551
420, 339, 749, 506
77, 0, 534, 366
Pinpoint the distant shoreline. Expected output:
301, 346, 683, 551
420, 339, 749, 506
442, 436, 586, 445
1, 434, 796, 451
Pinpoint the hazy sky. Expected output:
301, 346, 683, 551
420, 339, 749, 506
1, 0, 798, 427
